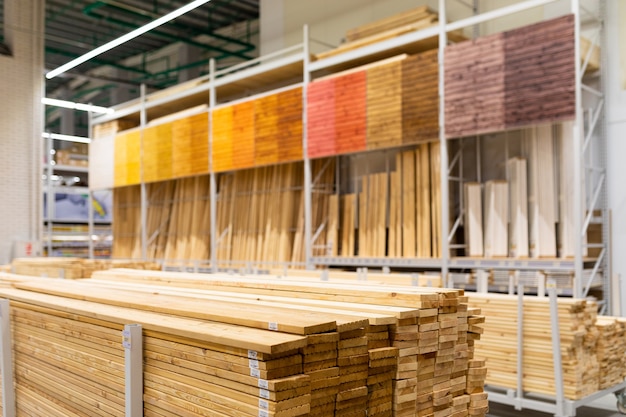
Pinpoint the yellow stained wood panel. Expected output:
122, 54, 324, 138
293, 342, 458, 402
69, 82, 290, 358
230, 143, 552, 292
143, 123, 172, 183
172, 112, 209, 178
126, 130, 142, 186
232, 101, 255, 170
366, 60, 403, 150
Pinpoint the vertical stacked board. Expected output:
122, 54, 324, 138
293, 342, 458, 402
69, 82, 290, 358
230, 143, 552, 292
444, 15, 575, 138
307, 50, 439, 159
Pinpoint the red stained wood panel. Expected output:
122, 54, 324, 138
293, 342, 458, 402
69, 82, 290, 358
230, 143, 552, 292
307, 78, 337, 158
335, 71, 367, 155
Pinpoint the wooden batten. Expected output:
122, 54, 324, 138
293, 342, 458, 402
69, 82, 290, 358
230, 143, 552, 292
507, 157, 529, 258
463, 183, 483, 257
483, 180, 508, 258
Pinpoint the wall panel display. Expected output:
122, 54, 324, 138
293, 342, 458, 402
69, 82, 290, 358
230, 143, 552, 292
172, 112, 209, 178
445, 15, 575, 138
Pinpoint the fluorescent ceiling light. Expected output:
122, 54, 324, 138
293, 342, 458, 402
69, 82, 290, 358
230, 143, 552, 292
42, 132, 91, 144
45, 0, 213, 79
42, 97, 114, 114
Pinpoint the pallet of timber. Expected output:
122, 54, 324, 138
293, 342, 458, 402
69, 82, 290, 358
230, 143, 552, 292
467, 293, 599, 400
10, 258, 160, 279
84, 268, 487, 416
0, 285, 311, 417
346, 6, 434, 42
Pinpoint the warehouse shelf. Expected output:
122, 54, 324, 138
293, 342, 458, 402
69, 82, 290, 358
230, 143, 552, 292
89, 0, 609, 312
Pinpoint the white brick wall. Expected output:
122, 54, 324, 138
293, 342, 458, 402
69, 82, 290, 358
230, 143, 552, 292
0, 0, 44, 263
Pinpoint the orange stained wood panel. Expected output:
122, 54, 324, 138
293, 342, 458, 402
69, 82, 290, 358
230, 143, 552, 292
277, 87, 303, 163
212, 106, 234, 172
254, 93, 279, 166
231, 101, 255, 170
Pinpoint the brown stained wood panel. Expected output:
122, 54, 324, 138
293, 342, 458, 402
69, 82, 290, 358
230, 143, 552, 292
402, 49, 439, 143
445, 15, 575, 138
232, 101, 255, 170
504, 15, 575, 127
143, 123, 173, 183
444, 32, 505, 138
212, 106, 234, 173
367, 60, 403, 150
307, 78, 336, 158
277, 87, 303, 163
335, 71, 367, 155
254, 94, 280, 166
172, 113, 209, 178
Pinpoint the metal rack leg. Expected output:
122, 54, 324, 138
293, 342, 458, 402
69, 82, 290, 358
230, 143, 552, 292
123, 324, 143, 417
549, 286, 566, 416
0, 300, 15, 417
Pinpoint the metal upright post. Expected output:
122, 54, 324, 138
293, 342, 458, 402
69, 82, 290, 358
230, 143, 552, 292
123, 324, 143, 417
45, 132, 54, 256
571, 0, 584, 298
516, 284, 524, 410
87, 109, 95, 259
549, 284, 566, 416
438, 0, 450, 287
209, 58, 218, 273
303, 25, 314, 270
140, 84, 148, 261
0, 300, 15, 417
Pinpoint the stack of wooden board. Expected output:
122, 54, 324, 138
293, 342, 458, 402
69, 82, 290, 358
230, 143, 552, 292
445, 15, 576, 138
83, 268, 488, 416
0, 276, 311, 417
314, 6, 460, 61
10, 258, 160, 279
466, 293, 600, 400
595, 316, 626, 389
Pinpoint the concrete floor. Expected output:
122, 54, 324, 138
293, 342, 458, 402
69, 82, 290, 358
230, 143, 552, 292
487, 393, 624, 417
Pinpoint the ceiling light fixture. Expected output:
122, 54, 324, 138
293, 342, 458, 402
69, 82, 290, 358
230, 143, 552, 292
45, 0, 213, 80
42, 97, 114, 114
42, 132, 91, 144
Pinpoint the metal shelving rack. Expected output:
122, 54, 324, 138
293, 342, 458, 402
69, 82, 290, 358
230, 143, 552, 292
89, 0, 610, 303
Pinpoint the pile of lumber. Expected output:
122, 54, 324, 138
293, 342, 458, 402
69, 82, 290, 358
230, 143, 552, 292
10, 257, 159, 279
466, 293, 605, 400
80, 268, 487, 416
314, 6, 463, 61
445, 15, 576, 138
595, 316, 626, 389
